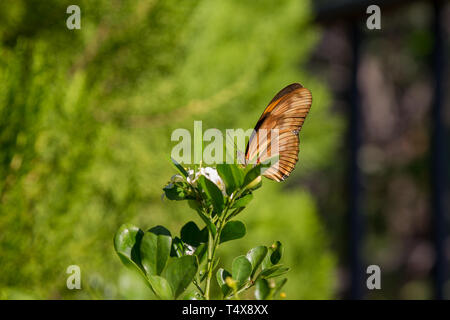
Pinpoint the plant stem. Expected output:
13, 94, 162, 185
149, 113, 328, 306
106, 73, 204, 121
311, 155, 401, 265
203, 201, 232, 299
204, 229, 214, 299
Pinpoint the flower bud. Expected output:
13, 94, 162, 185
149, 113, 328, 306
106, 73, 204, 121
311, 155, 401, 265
245, 175, 262, 190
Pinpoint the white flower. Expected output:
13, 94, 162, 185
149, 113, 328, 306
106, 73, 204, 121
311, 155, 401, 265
186, 169, 197, 185
185, 244, 195, 255
186, 167, 226, 196
199, 167, 225, 194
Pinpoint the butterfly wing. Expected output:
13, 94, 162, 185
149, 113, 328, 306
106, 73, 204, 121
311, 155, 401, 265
245, 83, 312, 182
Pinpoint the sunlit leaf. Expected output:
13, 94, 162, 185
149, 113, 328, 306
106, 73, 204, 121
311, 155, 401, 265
232, 255, 252, 287
114, 224, 144, 271
148, 275, 174, 300
232, 193, 253, 209
246, 246, 268, 277
163, 256, 198, 298
259, 264, 289, 279
255, 278, 271, 300
140, 226, 172, 276
171, 157, 189, 178
197, 175, 224, 215
243, 164, 262, 188
217, 164, 244, 195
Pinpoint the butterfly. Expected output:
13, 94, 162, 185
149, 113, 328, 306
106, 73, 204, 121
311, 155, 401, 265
244, 83, 312, 182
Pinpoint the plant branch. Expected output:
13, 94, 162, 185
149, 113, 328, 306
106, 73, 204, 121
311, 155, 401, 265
203, 199, 233, 299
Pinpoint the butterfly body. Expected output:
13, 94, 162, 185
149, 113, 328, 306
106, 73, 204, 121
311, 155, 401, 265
245, 83, 312, 182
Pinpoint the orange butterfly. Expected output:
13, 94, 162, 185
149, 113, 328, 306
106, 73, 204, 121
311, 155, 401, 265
245, 83, 312, 182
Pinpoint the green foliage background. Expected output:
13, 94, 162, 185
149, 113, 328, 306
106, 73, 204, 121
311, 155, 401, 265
0, 0, 342, 299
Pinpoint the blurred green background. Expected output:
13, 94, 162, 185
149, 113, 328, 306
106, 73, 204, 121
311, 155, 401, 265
0, 0, 342, 299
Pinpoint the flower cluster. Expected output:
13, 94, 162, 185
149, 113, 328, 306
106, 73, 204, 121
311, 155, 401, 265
114, 158, 289, 300
167, 167, 226, 196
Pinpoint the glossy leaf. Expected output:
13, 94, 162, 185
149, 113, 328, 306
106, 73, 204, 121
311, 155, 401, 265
232, 193, 253, 209
217, 164, 244, 195
261, 249, 272, 270
246, 246, 268, 277
243, 164, 262, 188
259, 264, 290, 279
140, 226, 172, 276
216, 268, 232, 297
171, 157, 189, 178
148, 275, 174, 300
163, 256, 198, 298
114, 224, 144, 271
219, 221, 246, 244
232, 255, 252, 287
197, 175, 224, 215
163, 183, 188, 200
255, 278, 271, 300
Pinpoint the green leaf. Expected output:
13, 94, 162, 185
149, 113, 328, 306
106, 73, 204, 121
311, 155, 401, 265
114, 224, 144, 271
248, 177, 262, 191
255, 278, 271, 300
261, 241, 283, 269
219, 221, 246, 244
232, 255, 252, 287
171, 157, 189, 178
197, 175, 224, 215
147, 275, 174, 300
270, 241, 283, 265
163, 256, 198, 298
216, 268, 232, 297
243, 164, 262, 188
163, 182, 190, 201
217, 164, 244, 195
180, 221, 207, 247
261, 249, 272, 270
259, 264, 290, 279
246, 246, 268, 277
232, 193, 253, 209
140, 226, 172, 276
